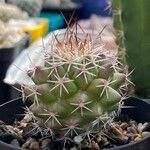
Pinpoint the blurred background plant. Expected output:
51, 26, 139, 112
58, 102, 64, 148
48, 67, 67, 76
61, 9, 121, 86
112, 0, 150, 98
7, 0, 43, 17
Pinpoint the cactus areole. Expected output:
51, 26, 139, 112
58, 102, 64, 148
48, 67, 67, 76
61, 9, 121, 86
23, 28, 129, 136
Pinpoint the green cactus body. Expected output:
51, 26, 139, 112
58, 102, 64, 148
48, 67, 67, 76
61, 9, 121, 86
112, 0, 150, 96
24, 29, 128, 136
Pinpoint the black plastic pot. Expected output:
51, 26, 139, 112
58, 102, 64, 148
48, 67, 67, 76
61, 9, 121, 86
0, 97, 32, 124
0, 97, 150, 150
0, 34, 30, 103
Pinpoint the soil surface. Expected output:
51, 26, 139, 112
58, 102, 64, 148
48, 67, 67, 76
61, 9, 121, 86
0, 115, 150, 150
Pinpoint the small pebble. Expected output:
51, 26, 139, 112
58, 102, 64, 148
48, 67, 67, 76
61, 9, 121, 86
0, 125, 17, 143
10, 139, 20, 148
91, 141, 100, 150
129, 133, 139, 140
143, 122, 148, 127
130, 120, 137, 126
131, 123, 138, 130
29, 139, 40, 150
81, 141, 90, 148
19, 122, 27, 128
21, 113, 34, 123
120, 122, 129, 130
102, 137, 109, 145
96, 134, 102, 143
41, 138, 51, 149
137, 123, 144, 133
134, 135, 142, 142
142, 123, 150, 132
111, 125, 125, 139
21, 138, 39, 150
21, 139, 31, 149
0, 120, 4, 125
127, 127, 138, 134
14, 128, 20, 133
74, 135, 83, 144
142, 132, 150, 138
6, 125, 17, 135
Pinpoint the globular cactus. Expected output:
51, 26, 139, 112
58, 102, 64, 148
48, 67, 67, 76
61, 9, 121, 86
0, 3, 27, 22
7, 0, 43, 17
23, 28, 129, 136
112, 0, 150, 97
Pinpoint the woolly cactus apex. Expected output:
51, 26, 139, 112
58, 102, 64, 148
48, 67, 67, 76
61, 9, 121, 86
23, 28, 130, 136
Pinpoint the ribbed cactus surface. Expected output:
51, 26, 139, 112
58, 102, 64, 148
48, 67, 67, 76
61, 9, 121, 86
23, 29, 129, 136
112, 0, 150, 95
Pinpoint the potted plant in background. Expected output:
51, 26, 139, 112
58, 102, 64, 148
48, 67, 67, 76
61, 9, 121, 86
0, 2, 30, 102
42, 0, 81, 26
0, 3, 28, 22
112, 0, 150, 98
7, 0, 43, 17
0, 20, 30, 103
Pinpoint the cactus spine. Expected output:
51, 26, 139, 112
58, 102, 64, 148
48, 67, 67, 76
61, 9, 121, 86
23, 28, 129, 136
112, 0, 150, 96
